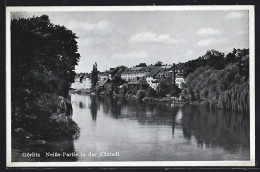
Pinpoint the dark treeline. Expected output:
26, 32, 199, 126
179, 49, 249, 112
11, 15, 80, 136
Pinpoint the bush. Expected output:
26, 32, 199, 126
119, 86, 128, 96
96, 87, 102, 95
145, 87, 157, 97
136, 90, 145, 100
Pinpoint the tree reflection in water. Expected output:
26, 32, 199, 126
79, 101, 84, 109
89, 96, 97, 121
181, 106, 249, 153
87, 95, 249, 157
102, 96, 248, 154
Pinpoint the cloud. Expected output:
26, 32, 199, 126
78, 37, 107, 46
129, 32, 185, 44
197, 28, 222, 36
11, 12, 29, 19
112, 51, 148, 59
224, 12, 246, 20
236, 30, 248, 35
197, 38, 227, 47
67, 20, 113, 36
183, 50, 193, 57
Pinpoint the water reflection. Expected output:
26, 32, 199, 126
79, 101, 85, 109
172, 108, 182, 138
13, 94, 250, 162
89, 96, 97, 121
92, 94, 249, 160
181, 106, 249, 153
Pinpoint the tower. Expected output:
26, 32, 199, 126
172, 63, 176, 85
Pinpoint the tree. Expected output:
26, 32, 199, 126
111, 75, 126, 93
156, 81, 170, 97
136, 90, 146, 100
182, 48, 249, 112
12, 15, 80, 98
91, 62, 98, 89
236, 49, 249, 80
169, 85, 181, 97
226, 49, 237, 64
204, 49, 225, 70
11, 15, 80, 133
154, 61, 163, 67
146, 86, 157, 97
136, 63, 147, 67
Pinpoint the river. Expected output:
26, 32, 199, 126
12, 93, 250, 161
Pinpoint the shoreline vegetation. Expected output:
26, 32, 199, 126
11, 15, 80, 139
72, 48, 249, 113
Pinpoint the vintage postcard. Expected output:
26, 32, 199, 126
6, 5, 255, 167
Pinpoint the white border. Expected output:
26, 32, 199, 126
6, 5, 255, 167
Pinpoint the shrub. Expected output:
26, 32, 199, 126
119, 86, 128, 96
145, 87, 157, 97
136, 90, 145, 100
96, 87, 102, 95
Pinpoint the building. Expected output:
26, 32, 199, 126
99, 66, 128, 82
121, 67, 141, 81
145, 69, 160, 90
121, 67, 148, 81
71, 73, 91, 90
99, 72, 111, 81
111, 66, 128, 79
126, 77, 149, 91
160, 65, 174, 71
146, 77, 160, 90
156, 70, 173, 79
121, 66, 160, 82
175, 74, 185, 88
98, 78, 112, 90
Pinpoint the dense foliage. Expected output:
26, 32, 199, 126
156, 80, 181, 97
11, 15, 80, 135
181, 49, 249, 112
111, 75, 127, 94
91, 62, 98, 89
135, 63, 147, 67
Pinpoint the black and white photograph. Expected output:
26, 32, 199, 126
6, 6, 255, 167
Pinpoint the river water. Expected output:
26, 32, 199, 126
12, 93, 250, 161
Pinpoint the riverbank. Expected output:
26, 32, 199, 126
70, 89, 90, 94
83, 90, 187, 107
71, 88, 246, 112
71, 88, 191, 107
12, 96, 80, 140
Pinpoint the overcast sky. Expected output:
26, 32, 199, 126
12, 10, 249, 73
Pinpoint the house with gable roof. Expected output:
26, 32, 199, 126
71, 73, 91, 90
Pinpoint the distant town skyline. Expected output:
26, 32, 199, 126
12, 9, 249, 73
